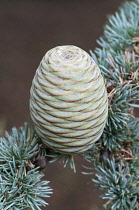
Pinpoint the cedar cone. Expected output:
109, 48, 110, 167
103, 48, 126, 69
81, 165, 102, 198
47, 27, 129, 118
30, 45, 108, 153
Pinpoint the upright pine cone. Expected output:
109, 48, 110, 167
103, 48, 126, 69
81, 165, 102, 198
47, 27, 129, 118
30, 45, 108, 153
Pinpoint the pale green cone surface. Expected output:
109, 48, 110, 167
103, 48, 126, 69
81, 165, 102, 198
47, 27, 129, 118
30, 45, 108, 153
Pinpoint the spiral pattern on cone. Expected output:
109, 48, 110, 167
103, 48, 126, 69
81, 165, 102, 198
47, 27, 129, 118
30, 45, 108, 153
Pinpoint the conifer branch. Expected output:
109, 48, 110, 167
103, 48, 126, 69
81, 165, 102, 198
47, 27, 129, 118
1, 0, 139, 209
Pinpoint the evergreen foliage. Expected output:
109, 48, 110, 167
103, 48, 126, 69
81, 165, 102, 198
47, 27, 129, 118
1, 0, 139, 209
0, 123, 52, 209
84, 0, 139, 209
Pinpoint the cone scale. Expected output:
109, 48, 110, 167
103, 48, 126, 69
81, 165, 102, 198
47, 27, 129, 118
30, 45, 108, 153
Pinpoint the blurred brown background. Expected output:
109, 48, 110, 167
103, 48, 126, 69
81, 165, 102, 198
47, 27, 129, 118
0, 0, 124, 209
